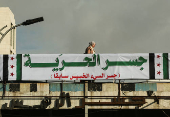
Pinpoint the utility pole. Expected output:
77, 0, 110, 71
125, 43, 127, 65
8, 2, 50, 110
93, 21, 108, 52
85, 81, 88, 117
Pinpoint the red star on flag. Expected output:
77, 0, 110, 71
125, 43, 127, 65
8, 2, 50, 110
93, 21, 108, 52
10, 65, 15, 69
157, 55, 161, 58
157, 71, 161, 75
10, 72, 14, 77
157, 63, 161, 67
10, 57, 15, 60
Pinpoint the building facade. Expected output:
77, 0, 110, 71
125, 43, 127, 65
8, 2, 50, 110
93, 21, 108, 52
0, 7, 16, 54
0, 7, 170, 117
0, 82, 170, 110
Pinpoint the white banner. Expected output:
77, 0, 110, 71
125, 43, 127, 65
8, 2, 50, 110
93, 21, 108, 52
21, 54, 149, 81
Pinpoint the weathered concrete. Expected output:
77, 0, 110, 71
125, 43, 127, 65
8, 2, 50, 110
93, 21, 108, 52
157, 83, 170, 91
0, 82, 170, 109
0, 7, 16, 54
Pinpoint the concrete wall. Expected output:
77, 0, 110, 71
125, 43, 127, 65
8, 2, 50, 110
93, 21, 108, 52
0, 7, 16, 54
0, 82, 170, 109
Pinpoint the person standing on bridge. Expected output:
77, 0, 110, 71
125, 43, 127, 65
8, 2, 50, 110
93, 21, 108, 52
84, 41, 96, 54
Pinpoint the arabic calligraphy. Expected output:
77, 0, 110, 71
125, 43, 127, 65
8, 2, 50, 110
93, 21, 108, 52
106, 73, 120, 79
53, 73, 120, 80
91, 73, 105, 80
70, 73, 90, 80
57, 54, 97, 71
54, 73, 69, 80
24, 54, 147, 71
23, 54, 148, 80
24, 54, 59, 68
102, 56, 147, 70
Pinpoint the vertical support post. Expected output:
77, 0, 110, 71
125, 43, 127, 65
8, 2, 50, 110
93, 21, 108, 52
59, 80, 64, 107
0, 109, 2, 117
60, 80, 63, 102
83, 81, 85, 110
2, 55, 8, 99
85, 81, 88, 117
61, 80, 63, 94
118, 80, 120, 102
61, 80, 63, 97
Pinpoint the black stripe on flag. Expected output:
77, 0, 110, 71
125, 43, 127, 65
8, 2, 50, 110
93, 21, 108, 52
17, 54, 22, 80
3, 55, 8, 82
149, 53, 155, 79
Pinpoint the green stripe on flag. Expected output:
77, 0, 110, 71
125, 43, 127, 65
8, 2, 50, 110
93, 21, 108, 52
17, 54, 22, 80
163, 53, 169, 79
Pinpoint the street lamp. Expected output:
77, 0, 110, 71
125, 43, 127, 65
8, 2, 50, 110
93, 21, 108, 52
0, 17, 44, 43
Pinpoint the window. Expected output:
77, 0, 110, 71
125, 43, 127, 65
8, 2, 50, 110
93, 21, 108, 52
88, 82, 102, 91
30, 84, 37, 92
121, 83, 135, 91
9, 84, 20, 92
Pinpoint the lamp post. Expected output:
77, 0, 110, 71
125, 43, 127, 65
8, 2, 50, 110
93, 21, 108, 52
0, 17, 44, 43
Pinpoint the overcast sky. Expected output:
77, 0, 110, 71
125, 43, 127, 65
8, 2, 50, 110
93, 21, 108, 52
1, 0, 170, 54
